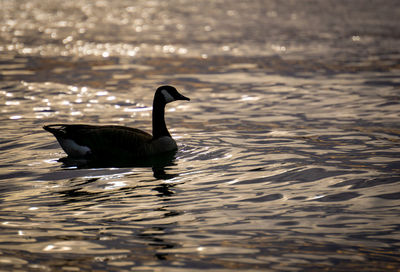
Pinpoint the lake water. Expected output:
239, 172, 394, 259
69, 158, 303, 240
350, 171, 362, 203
1, 0, 400, 271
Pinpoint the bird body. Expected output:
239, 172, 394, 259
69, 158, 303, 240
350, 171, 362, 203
43, 86, 189, 161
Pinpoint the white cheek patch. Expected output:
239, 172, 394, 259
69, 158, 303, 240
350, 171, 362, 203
161, 89, 174, 103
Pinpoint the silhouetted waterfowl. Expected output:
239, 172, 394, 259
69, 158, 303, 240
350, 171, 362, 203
43, 85, 190, 161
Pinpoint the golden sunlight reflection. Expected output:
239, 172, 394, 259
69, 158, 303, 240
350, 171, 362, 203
1, 0, 399, 271
5, 101, 20, 106
104, 181, 127, 190
123, 106, 152, 113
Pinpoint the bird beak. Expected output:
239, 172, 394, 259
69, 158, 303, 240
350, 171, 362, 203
179, 94, 190, 101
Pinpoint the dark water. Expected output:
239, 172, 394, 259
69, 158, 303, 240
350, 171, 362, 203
1, 0, 400, 271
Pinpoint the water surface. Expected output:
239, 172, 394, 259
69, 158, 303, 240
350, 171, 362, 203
1, 0, 400, 271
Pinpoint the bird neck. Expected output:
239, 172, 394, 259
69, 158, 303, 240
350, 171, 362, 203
152, 100, 171, 139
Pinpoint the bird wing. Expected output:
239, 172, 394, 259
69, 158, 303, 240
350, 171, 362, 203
44, 124, 153, 158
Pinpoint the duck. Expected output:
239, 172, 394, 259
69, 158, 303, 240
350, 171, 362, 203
43, 85, 190, 161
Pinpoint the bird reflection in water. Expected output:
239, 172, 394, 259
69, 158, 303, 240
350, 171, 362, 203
55, 149, 180, 208
53, 151, 182, 262
58, 149, 179, 180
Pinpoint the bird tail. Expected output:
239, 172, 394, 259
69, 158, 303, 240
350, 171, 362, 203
43, 124, 67, 137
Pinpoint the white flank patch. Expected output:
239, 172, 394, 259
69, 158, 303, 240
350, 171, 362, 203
59, 139, 91, 157
161, 89, 174, 103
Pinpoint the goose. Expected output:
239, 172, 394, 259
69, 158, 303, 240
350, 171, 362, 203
43, 85, 190, 161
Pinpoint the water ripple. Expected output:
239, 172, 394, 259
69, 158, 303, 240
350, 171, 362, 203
1, 0, 400, 271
